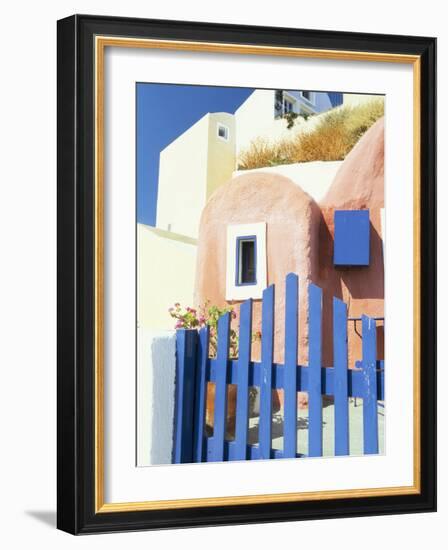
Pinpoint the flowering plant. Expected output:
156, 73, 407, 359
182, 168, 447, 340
169, 302, 260, 358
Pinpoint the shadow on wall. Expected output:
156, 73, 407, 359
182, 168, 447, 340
318, 213, 384, 368
339, 222, 384, 300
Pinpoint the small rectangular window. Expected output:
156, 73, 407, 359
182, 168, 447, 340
217, 124, 229, 141
226, 223, 266, 301
236, 236, 257, 285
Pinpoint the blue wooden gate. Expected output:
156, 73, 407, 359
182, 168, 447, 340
173, 273, 384, 463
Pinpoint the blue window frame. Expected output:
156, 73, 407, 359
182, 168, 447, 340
235, 236, 257, 286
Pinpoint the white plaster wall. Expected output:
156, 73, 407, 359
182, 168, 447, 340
157, 112, 237, 239
157, 114, 210, 238
206, 113, 236, 196
234, 89, 277, 155
235, 89, 337, 158
137, 224, 197, 330
137, 328, 177, 466
233, 160, 343, 202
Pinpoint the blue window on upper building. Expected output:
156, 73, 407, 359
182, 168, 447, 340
235, 236, 257, 286
334, 210, 370, 266
300, 91, 315, 104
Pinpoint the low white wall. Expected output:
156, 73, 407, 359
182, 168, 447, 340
233, 160, 343, 203
137, 328, 177, 466
138, 224, 197, 330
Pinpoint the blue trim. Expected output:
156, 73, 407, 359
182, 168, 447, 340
235, 235, 257, 286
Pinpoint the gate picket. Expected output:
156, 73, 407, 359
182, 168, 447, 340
334, 298, 349, 456
283, 273, 299, 458
173, 329, 198, 464
193, 326, 209, 462
308, 284, 323, 457
208, 312, 231, 462
234, 299, 253, 460
362, 315, 379, 454
258, 285, 275, 459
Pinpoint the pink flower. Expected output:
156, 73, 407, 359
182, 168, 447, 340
175, 321, 183, 329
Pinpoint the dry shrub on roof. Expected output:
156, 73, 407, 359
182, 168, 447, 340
237, 98, 384, 170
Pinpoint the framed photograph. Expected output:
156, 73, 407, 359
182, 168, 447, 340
57, 14, 436, 534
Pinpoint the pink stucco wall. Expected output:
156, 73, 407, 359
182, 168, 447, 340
318, 117, 385, 369
194, 172, 321, 365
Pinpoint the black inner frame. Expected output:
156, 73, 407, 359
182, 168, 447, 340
57, 14, 436, 535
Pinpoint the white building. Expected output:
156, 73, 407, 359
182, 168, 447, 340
156, 112, 236, 239
234, 89, 344, 156
155, 89, 362, 240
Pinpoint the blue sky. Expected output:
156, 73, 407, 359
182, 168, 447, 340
136, 83, 254, 225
